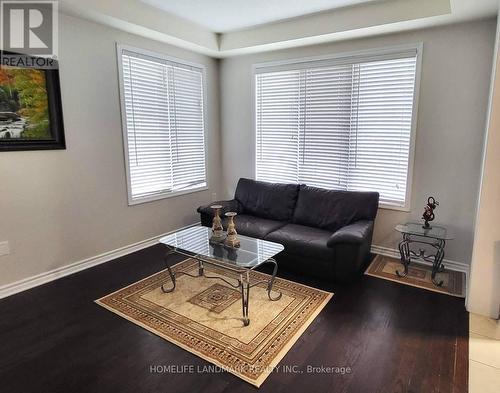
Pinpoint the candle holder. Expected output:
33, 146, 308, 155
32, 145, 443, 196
210, 205, 225, 242
224, 212, 240, 248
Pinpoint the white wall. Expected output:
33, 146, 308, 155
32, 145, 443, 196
219, 19, 496, 266
467, 17, 500, 319
0, 14, 222, 287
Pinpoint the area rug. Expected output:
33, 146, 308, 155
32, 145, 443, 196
365, 254, 465, 297
96, 259, 332, 387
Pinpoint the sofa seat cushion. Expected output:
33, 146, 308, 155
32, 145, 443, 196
265, 224, 334, 261
234, 215, 287, 239
234, 178, 300, 221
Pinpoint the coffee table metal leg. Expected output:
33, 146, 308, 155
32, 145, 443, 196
266, 258, 282, 301
240, 272, 250, 326
161, 248, 177, 293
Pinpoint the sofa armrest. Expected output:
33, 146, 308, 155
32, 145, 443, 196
327, 220, 374, 247
327, 220, 374, 283
197, 199, 243, 218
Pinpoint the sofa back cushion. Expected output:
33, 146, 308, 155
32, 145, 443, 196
293, 185, 379, 232
234, 178, 299, 221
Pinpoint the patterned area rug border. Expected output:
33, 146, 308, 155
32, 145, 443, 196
95, 258, 333, 387
365, 254, 465, 298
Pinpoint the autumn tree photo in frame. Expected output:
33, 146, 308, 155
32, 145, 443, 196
0, 51, 65, 151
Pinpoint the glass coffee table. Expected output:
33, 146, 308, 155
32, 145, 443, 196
159, 226, 284, 326
395, 222, 455, 286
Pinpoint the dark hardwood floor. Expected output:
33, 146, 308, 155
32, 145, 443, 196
0, 245, 468, 393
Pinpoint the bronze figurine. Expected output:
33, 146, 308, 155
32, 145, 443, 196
422, 196, 439, 229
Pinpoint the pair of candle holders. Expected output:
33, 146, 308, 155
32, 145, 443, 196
210, 205, 240, 248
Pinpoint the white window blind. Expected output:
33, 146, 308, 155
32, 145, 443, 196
255, 49, 419, 208
119, 47, 207, 203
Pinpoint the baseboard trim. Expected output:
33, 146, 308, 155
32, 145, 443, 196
1, 234, 470, 300
0, 222, 200, 300
371, 244, 470, 274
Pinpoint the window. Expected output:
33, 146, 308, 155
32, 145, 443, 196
118, 45, 207, 204
255, 46, 420, 209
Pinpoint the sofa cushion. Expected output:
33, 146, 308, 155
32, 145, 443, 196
234, 178, 300, 222
265, 224, 334, 261
293, 185, 379, 232
235, 215, 287, 238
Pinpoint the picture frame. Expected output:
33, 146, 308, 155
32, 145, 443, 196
0, 51, 65, 151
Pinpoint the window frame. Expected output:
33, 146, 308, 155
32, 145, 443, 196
116, 43, 209, 206
252, 43, 423, 212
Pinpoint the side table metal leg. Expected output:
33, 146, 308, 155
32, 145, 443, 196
161, 249, 177, 293
396, 235, 410, 278
266, 258, 282, 301
240, 272, 250, 326
198, 259, 204, 277
431, 240, 445, 287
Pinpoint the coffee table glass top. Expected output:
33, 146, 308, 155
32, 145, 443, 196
395, 222, 455, 240
159, 226, 284, 269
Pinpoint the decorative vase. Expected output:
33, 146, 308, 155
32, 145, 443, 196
224, 212, 240, 248
210, 205, 225, 242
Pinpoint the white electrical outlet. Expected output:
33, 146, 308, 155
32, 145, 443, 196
0, 241, 10, 257
212, 192, 217, 201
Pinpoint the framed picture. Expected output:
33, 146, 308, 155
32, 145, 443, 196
0, 51, 65, 151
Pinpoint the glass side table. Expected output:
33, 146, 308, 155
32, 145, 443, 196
395, 222, 455, 287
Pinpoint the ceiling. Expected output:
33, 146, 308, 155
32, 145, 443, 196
140, 0, 380, 33
59, 0, 499, 57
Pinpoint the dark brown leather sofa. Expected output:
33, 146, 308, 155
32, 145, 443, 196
197, 178, 379, 282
